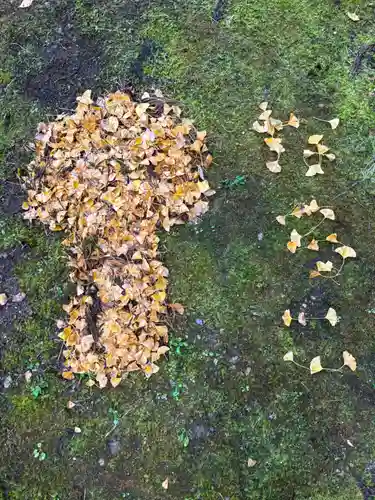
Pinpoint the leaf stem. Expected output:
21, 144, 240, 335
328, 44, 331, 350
292, 360, 309, 370
302, 217, 326, 238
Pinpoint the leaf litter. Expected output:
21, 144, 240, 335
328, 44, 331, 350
22, 90, 214, 387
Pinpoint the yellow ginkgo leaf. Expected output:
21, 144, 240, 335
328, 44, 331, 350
259, 110, 272, 121
325, 307, 339, 326
335, 246, 356, 259
326, 233, 338, 243
283, 351, 294, 361
325, 153, 336, 162
259, 101, 268, 111
317, 260, 333, 272
317, 144, 329, 155
308, 135, 323, 145
328, 118, 340, 129
0, 293, 8, 306
264, 137, 285, 155
310, 356, 323, 375
276, 215, 286, 225
320, 208, 335, 220
270, 117, 283, 130
306, 163, 324, 176
303, 149, 316, 158
287, 241, 297, 253
291, 206, 305, 218
307, 239, 319, 251
306, 199, 320, 214
252, 121, 267, 133
290, 229, 302, 247
343, 351, 357, 371
288, 112, 299, 128
309, 270, 321, 278
282, 309, 292, 327
347, 12, 360, 21
266, 160, 282, 173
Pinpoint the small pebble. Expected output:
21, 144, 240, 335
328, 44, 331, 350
98, 458, 105, 466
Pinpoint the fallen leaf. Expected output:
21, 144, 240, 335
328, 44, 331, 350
62, 371, 74, 380
0, 293, 8, 306
24, 370, 32, 383
287, 241, 298, 253
309, 270, 321, 278
303, 149, 316, 158
343, 351, 357, 371
307, 199, 320, 213
74, 427, 82, 434
169, 303, 185, 314
282, 309, 292, 327
283, 351, 294, 361
247, 458, 257, 467
317, 144, 329, 155
308, 135, 323, 145
19, 0, 34, 7
259, 110, 272, 121
298, 311, 307, 326
335, 246, 356, 259
310, 356, 323, 375
325, 153, 336, 162
264, 137, 285, 155
328, 118, 340, 130
266, 160, 282, 173
288, 113, 299, 128
307, 239, 319, 251
347, 11, 360, 21
276, 215, 286, 225
317, 261, 333, 272
259, 102, 268, 111
162, 478, 169, 490
67, 400, 75, 409
290, 229, 302, 247
291, 206, 305, 218
320, 208, 335, 220
305, 163, 324, 176
252, 121, 267, 133
326, 233, 338, 243
325, 307, 339, 326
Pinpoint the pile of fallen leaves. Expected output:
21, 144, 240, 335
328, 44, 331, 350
22, 90, 213, 387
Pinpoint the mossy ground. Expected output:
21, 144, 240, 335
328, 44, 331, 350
1, 0, 375, 498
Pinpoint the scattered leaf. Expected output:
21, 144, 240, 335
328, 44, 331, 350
309, 270, 321, 278
276, 215, 286, 225
74, 427, 82, 434
288, 113, 299, 128
290, 229, 302, 247
62, 371, 74, 380
320, 208, 335, 220
328, 118, 340, 130
305, 163, 324, 176
310, 356, 323, 375
266, 160, 282, 173
307, 239, 319, 251
326, 233, 339, 243
0, 293, 8, 306
335, 246, 356, 259
317, 261, 333, 272
303, 149, 316, 158
325, 307, 339, 326
308, 135, 323, 145
19, 0, 34, 7
259, 102, 268, 111
67, 401, 75, 409
307, 199, 320, 213
247, 458, 257, 467
162, 478, 169, 490
264, 137, 285, 154
298, 311, 307, 326
252, 121, 267, 133
283, 351, 294, 361
282, 309, 292, 327
343, 351, 357, 371
325, 153, 336, 161
347, 11, 360, 21
287, 241, 298, 253
169, 303, 185, 314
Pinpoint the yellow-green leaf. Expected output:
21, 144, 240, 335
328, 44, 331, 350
308, 135, 323, 145
335, 246, 356, 259
310, 356, 323, 375
343, 351, 357, 371
282, 309, 292, 327
283, 350, 294, 361
325, 307, 339, 326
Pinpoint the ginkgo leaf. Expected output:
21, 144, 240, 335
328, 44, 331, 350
320, 208, 335, 220
291, 206, 305, 218
169, 303, 185, 314
162, 478, 169, 490
253, 121, 266, 133
0, 293, 7, 306
343, 351, 357, 371
326, 233, 339, 243
306, 199, 320, 214
288, 113, 299, 128
310, 356, 323, 375
325, 153, 336, 162
287, 241, 298, 253
317, 144, 329, 155
290, 229, 302, 247
325, 307, 339, 326
264, 137, 285, 154
317, 261, 333, 272
307, 239, 319, 251
308, 135, 323, 145
19, 0, 34, 7
282, 309, 292, 327
328, 118, 340, 130
247, 458, 257, 467
347, 12, 360, 21
309, 270, 321, 278
303, 149, 316, 158
135, 102, 149, 117
298, 311, 307, 326
62, 371, 74, 380
266, 160, 282, 173
305, 163, 324, 176
276, 215, 286, 225
259, 101, 268, 111
259, 110, 272, 121
283, 351, 294, 361
335, 246, 356, 259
